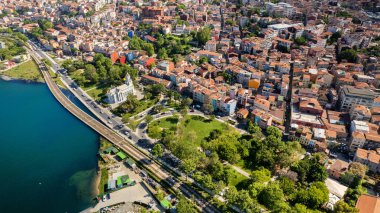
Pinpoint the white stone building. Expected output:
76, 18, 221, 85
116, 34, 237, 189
106, 74, 134, 104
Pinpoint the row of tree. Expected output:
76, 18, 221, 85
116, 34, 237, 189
62, 53, 138, 87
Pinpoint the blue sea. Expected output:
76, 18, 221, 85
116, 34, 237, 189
0, 79, 99, 212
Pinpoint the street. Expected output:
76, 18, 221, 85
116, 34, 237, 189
26, 41, 220, 213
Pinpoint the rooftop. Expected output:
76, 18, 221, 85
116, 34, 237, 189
342, 87, 376, 99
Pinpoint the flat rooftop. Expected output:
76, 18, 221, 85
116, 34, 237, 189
343, 87, 376, 99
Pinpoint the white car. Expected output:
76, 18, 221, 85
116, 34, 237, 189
108, 120, 112, 124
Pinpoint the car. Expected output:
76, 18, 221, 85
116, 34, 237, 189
100, 110, 103, 114
124, 131, 129, 136
128, 136, 132, 139
216, 115, 221, 119
108, 120, 112, 124
102, 195, 107, 202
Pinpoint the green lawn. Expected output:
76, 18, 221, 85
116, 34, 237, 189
3, 60, 43, 81
98, 168, 108, 195
86, 86, 104, 101
152, 116, 179, 129
48, 69, 67, 89
148, 115, 231, 145
180, 115, 230, 145
121, 98, 158, 121
235, 160, 254, 174
228, 169, 249, 187
69, 69, 108, 101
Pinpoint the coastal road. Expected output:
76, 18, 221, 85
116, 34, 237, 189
27, 46, 220, 213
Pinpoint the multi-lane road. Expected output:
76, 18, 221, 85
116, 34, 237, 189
26, 42, 220, 213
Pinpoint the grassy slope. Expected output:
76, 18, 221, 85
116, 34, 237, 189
3, 60, 43, 81
48, 69, 67, 89
69, 69, 107, 101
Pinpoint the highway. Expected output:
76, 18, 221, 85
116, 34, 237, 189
26, 43, 220, 213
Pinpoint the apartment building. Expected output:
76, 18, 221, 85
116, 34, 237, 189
338, 86, 377, 111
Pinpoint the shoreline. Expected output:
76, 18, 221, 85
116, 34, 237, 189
0, 74, 68, 91
0, 74, 45, 84
94, 157, 101, 196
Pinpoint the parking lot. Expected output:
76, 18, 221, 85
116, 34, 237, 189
82, 164, 161, 213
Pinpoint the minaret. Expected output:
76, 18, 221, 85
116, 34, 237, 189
125, 74, 132, 86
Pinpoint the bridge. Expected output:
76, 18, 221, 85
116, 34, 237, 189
28, 51, 219, 213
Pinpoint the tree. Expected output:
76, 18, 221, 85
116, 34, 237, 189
225, 186, 239, 204
237, 189, 258, 211
202, 102, 214, 114
108, 66, 121, 84
291, 156, 328, 184
295, 36, 308, 45
129, 37, 141, 50
328, 31, 342, 44
295, 181, 329, 209
218, 140, 240, 164
176, 196, 197, 213
292, 204, 309, 213
98, 66, 107, 83
278, 177, 296, 195
152, 105, 164, 114
157, 48, 168, 59
196, 27, 211, 46
247, 120, 262, 134
338, 49, 358, 63
143, 42, 155, 56
181, 98, 193, 108
348, 162, 367, 178
145, 115, 153, 124
180, 107, 188, 117
151, 144, 163, 157
156, 189, 165, 201
148, 125, 162, 139
181, 158, 197, 180
258, 182, 287, 211
334, 200, 359, 213
38, 19, 53, 30
198, 56, 209, 65
251, 168, 271, 183
266, 126, 282, 138
42, 58, 52, 67
84, 64, 99, 84
94, 53, 106, 64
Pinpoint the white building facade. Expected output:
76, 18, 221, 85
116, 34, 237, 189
106, 74, 134, 104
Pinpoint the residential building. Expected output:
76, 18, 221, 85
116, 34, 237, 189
349, 131, 366, 151
328, 160, 349, 179
353, 148, 380, 173
355, 194, 380, 213
338, 87, 377, 112
350, 105, 371, 121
